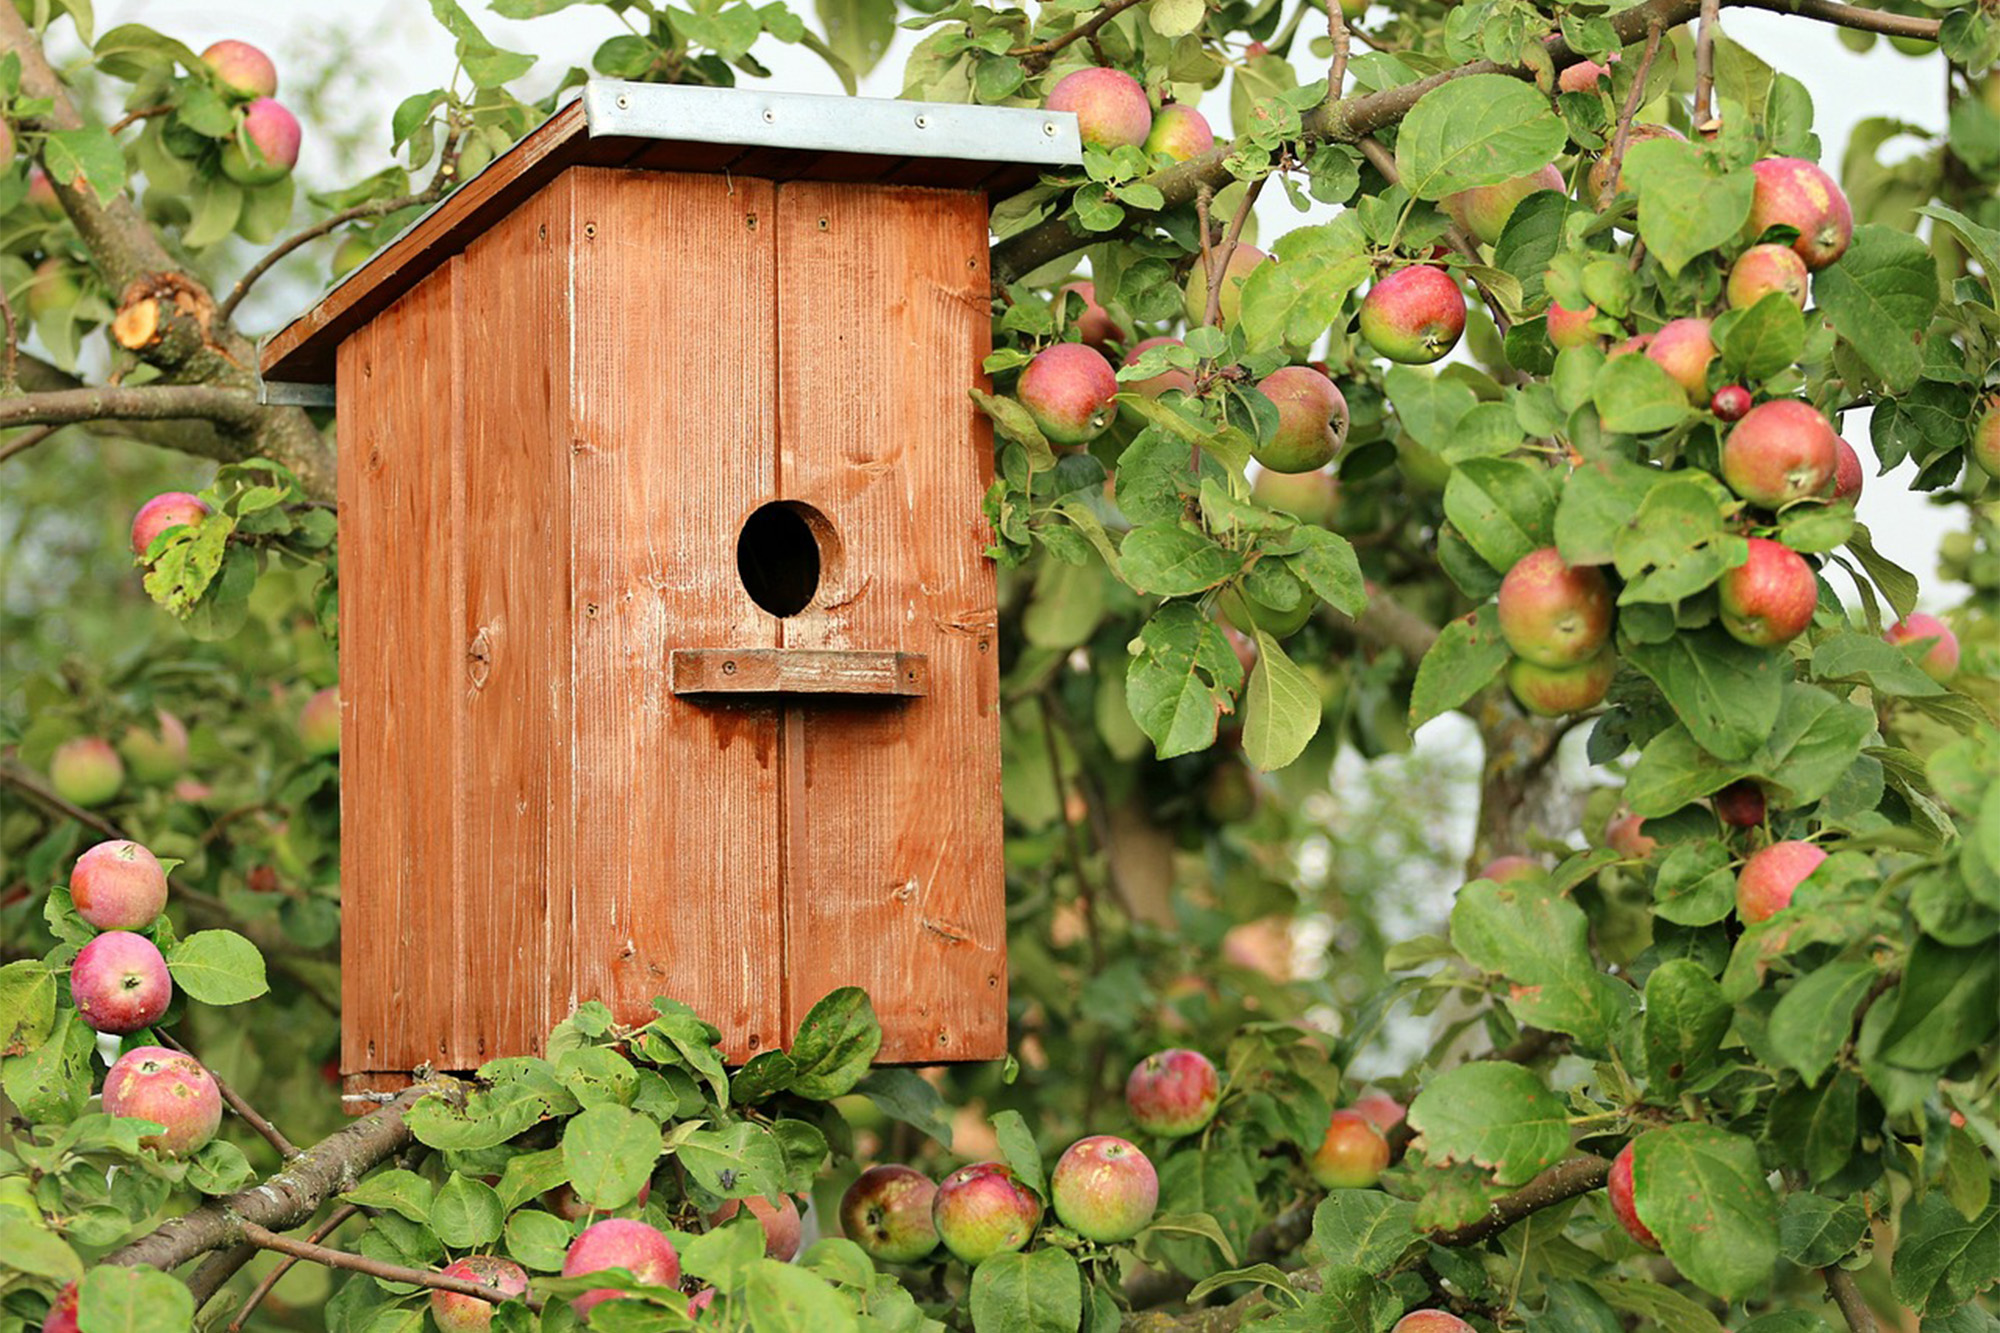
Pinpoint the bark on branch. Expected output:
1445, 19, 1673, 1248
1424, 1154, 1612, 1246
0, 385, 264, 432
240, 1221, 544, 1311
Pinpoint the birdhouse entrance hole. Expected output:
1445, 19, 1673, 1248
737, 500, 840, 618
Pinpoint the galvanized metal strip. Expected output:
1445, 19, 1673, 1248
256, 377, 338, 407
582, 81, 1083, 168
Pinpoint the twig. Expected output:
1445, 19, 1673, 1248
1424, 1154, 1612, 1246
1326, 0, 1352, 98
0, 282, 17, 392
239, 1221, 544, 1311
1693, 0, 1721, 130
1039, 692, 1106, 974
1822, 1266, 1878, 1333
227, 1205, 360, 1330
1008, 0, 1150, 69
107, 104, 171, 135
0, 424, 59, 465
0, 384, 263, 431
1356, 137, 1513, 332
1598, 22, 1664, 210
0, 762, 124, 839
157, 1031, 301, 1160
1203, 175, 1267, 330
1195, 184, 1217, 322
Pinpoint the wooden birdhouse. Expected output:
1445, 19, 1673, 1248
259, 82, 1082, 1105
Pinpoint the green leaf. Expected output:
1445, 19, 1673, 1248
426, 0, 535, 86
1410, 605, 1510, 728
855, 1067, 954, 1145
77, 1264, 195, 1333
0, 1216, 81, 1281
1121, 522, 1241, 596
1149, 0, 1206, 36
1384, 365, 1477, 451
1594, 352, 1691, 434
1612, 479, 1748, 605
342, 1169, 434, 1223
1891, 1196, 2000, 1315
1846, 525, 1919, 621
1631, 1125, 1779, 1301
1874, 938, 1999, 1071
1624, 139, 1755, 277
1625, 629, 1786, 763
1642, 959, 1730, 1089
968, 1248, 1082, 1333
1185, 1264, 1302, 1306
505, 1209, 571, 1272
1814, 224, 1940, 393
683, 1214, 767, 1294
1769, 1072, 1858, 1184
1395, 74, 1568, 201
989, 1108, 1047, 1198
1721, 293, 1807, 383
1243, 631, 1320, 772
1126, 602, 1246, 760
430, 1172, 505, 1248
676, 1122, 785, 1198
3, 1010, 92, 1123
1651, 840, 1739, 926
1407, 1063, 1569, 1186
1451, 877, 1630, 1045
562, 1105, 661, 1209
1585, 1278, 1724, 1333
1778, 1192, 1868, 1268
742, 1260, 860, 1333
165, 929, 269, 1005
815, 0, 896, 74
1768, 960, 1876, 1086
1443, 457, 1560, 573
1285, 527, 1367, 616
1311, 1191, 1417, 1273
1555, 456, 1661, 566
184, 1139, 254, 1195
0, 959, 55, 1057
42, 127, 126, 205
790, 987, 882, 1099
1811, 632, 1946, 698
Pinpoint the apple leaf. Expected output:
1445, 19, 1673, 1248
165, 929, 269, 1005
969, 1248, 1081, 1333
1407, 1063, 1569, 1186
1631, 1126, 1778, 1301
1395, 75, 1568, 200
1815, 224, 1939, 393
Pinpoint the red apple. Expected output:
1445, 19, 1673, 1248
688, 1288, 716, 1319
1357, 265, 1466, 365
1351, 1092, 1405, 1131
1830, 437, 1865, 503
1605, 812, 1656, 859
130, 492, 211, 559
49, 738, 124, 808
1125, 1048, 1222, 1137
1885, 613, 1960, 681
40, 1282, 77, 1333
1122, 335, 1194, 399
1608, 1142, 1659, 1249
70, 840, 169, 930
932, 1162, 1042, 1264
1736, 839, 1826, 923
1711, 385, 1753, 421
1046, 67, 1153, 150
1507, 648, 1617, 716
1058, 281, 1128, 352
1646, 318, 1716, 403
1393, 1314, 1476, 1333
840, 1165, 939, 1263
1547, 300, 1600, 350
1718, 537, 1817, 647
220, 98, 301, 186
709, 1194, 802, 1262
1497, 547, 1614, 667
1587, 122, 1685, 200
562, 1218, 681, 1318
1145, 103, 1214, 162
1443, 165, 1564, 246
102, 1045, 222, 1158
200, 40, 278, 100
431, 1255, 529, 1333
119, 710, 190, 784
1557, 54, 1617, 93
1183, 244, 1270, 329
1727, 243, 1810, 310
1051, 1135, 1158, 1242
300, 685, 341, 756
1252, 466, 1339, 526
1714, 779, 1766, 828
1479, 855, 1543, 883
1721, 400, 1839, 508
1019, 343, 1118, 445
71, 931, 172, 1035
1745, 157, 1853, 269
1309, 1109, 1390, 1189
26, 165, 61, 216
1254, 365, 1349, 473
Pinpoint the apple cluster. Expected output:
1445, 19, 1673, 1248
197, 41, 302, 186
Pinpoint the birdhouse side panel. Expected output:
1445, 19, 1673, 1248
452, 182, 579, 1067
337, 259, 467, 1079
772, 181, 1006, 1063
563, 167, 788, 1060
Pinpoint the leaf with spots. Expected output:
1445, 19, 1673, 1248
1630, 1125, 1779, 1301
1408, 1063, 1569, 1186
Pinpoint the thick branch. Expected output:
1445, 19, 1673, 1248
0, 385, 264, 432
240, 1221, 543, 1311
102, 1082, 458, 1274
1426, 1154, 1611, 1246
1822, 1266, 1878, 1333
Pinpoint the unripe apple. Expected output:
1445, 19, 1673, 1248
1831, 437, 1865, 503
932, 1162, 1042, 1264
1051, 1135, 1158, 1242
1058, 281, 1128, 352
1608, 1142, 1659, 1249
709, 1194, 802, 1261
1392, 1313, 1476, 1333
1718, 537, 1817, 647
1971, 397, 2000, 479
1605, 812, 1656, 859
1253, 366, 1349, 473
1547, 301, 1599, 350
102, 1045, 222, 1157
1507, 648, 1616, 716
300, 685, 341, 756
200, 40, 278, 100
1046, 68, 1153, 150
1479, 855, 1543, 883
50, 737, 124, 808
71, 931, 172, 1034
1183, 244, 1269, 329
1885, 613, 1960, 681
1711, 385, 1752, 422
562, 1218, 681, 1318
1125, 1048, 1222, 1137
1557, 54, 1617, 93
1727, 243, 1810, 310
1309, 1109, 1390, 1189
1442, 165, 1564, 246
1145, 103, 1215, 162
40, 1282, 78, 1333
71, 840, 169, 930
24, 258, 80, 320
1745, 157, 1852, 269
1252, 466, 1338, 526
1736, 839, 1826, 923
1720, 400, 1838, 508
1352, 1092, 1405, 1131
119, 710, 190, 784
1357, 265, 1465, 364
1646, 318, 1716, 403
131, 492, 211, 559
1217, 584, 1316, 638
220, 98, 301, 186
26, 166, 61, 216
541, 1178, 651, 1220
1019, 342, 1119, 446
1497, 548, 1613, 667
840, 1165, 939, 1263
431, 1255, 529, 1332
1714, 779, 1766, 828
1122, 335, 1194, 399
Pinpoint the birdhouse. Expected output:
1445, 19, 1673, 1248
259, 82, 1082, 1106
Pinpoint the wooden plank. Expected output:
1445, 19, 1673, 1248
670, 649, 928, 697
262, 102, 587, 384
335, 260, 462, 1081
773, 182, 1006, 1063
566, 167, 787, 1062
453, 181, 573, 1068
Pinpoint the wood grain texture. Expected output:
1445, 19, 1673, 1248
772, 182, 1006, 1062
565, 168, 787, 1061
336, 259, 461, 1081
670, 649, 928, 697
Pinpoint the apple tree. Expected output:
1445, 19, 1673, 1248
0, 0, 1997, 1329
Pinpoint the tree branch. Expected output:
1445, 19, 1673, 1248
0, 761, 123, 839
1822, 1266, 1878, 1333
219, 194, 424, 325
1326, 0, 1352, 99
1203, 175, 1267, 331
1008, 0, 1150, 69
226, 1205, 361, 1330
102, 1081, 459, 1274
1355, 137, 1511, 332
1334, 589, 1442, 660
0, 424, 60, 464
239, 1220, 544, 1311
1601, 23, 1665, 209
1425, 1154, 1612, 1246
0, 384, 264, 432
157, 1030, 300, 1161
1693, 0, 1721, 130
